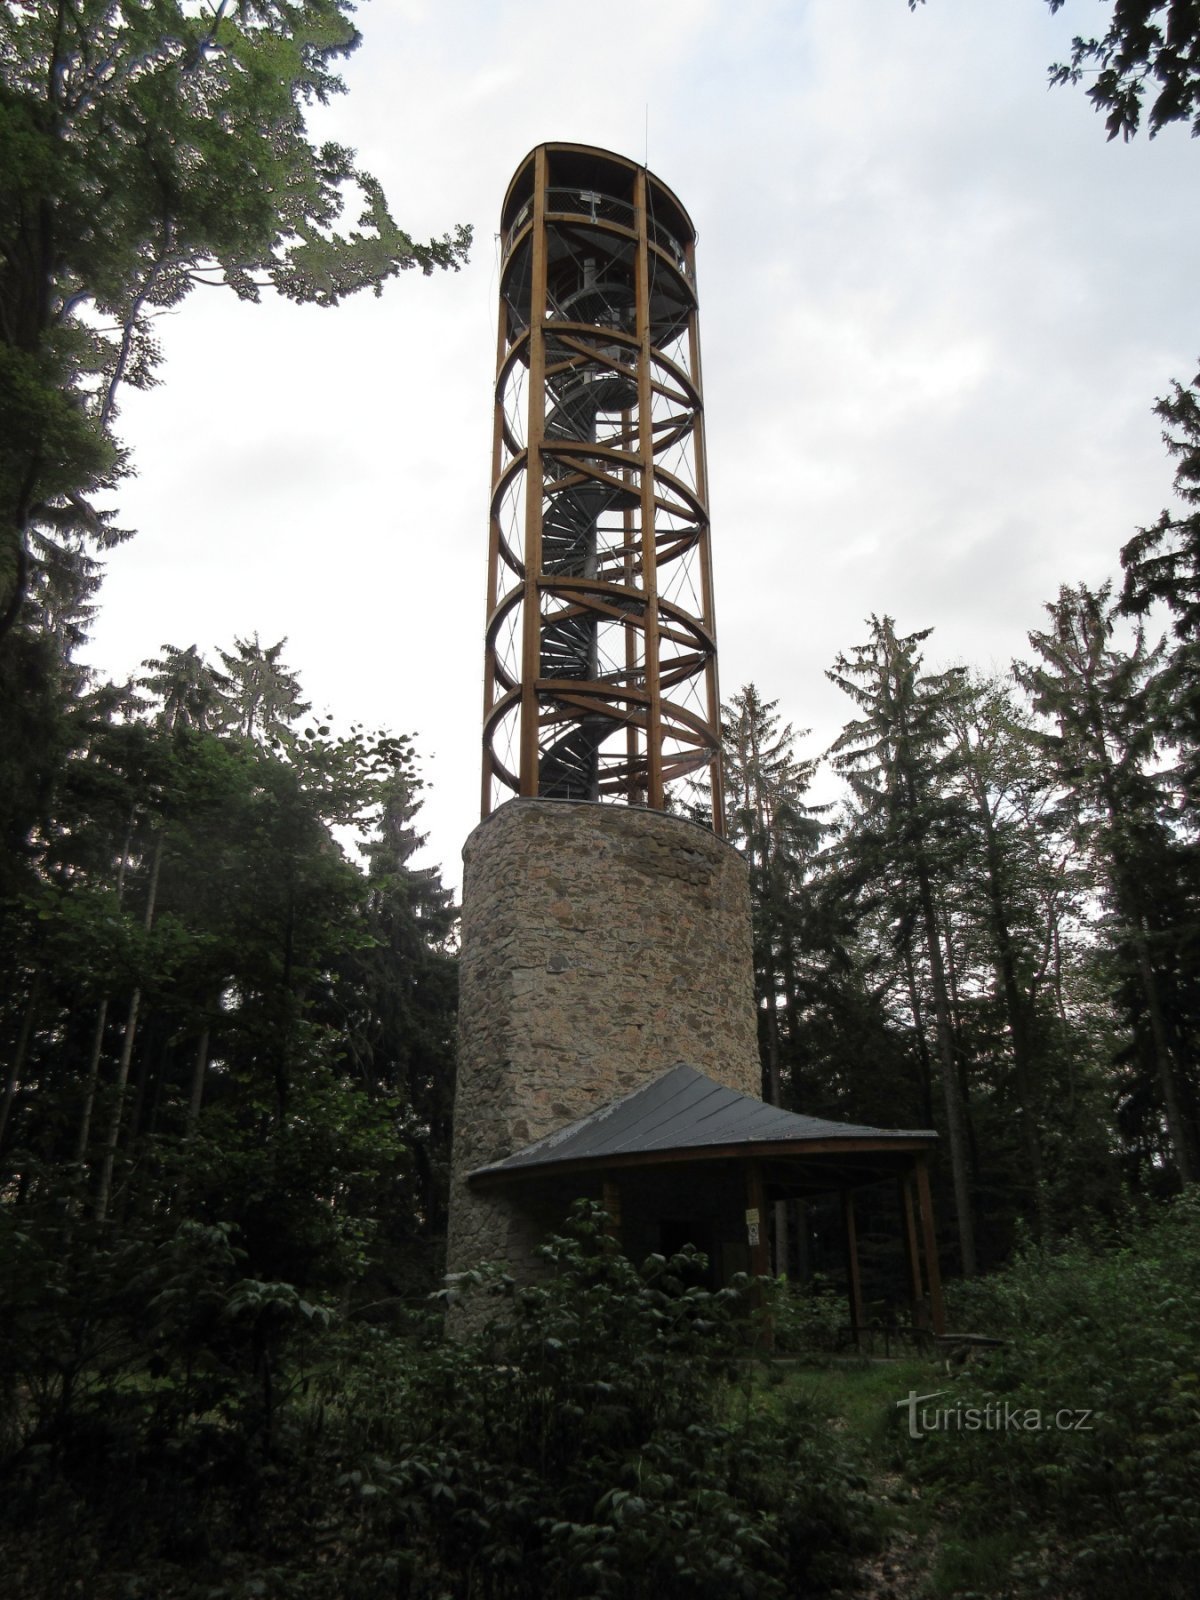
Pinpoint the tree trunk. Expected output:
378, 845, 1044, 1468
76, 813, 134, 1167
0, 980, 40, 1153
186, 1020, 211, 1136
977, 802, 1047, 1234
74, 997, 109, 1163
1130, 919, 1199, 1183
95, 831, 164, 1221
900, 933, 936, 1127
917, 866, 977, 1275
779, 923, 803, 1104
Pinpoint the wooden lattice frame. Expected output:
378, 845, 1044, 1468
480, 143, 725, 833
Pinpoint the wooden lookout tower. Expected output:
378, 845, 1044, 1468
445, 144, 944, 1338
480, 143, 722, 822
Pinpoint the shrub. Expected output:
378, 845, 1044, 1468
321, 1201, 879, 1598
768, 1275, 847, 1357
902, 1191, 1200, 1599
0, 1199, 878, 1598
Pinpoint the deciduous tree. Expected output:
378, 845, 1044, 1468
0, 0, 471, 635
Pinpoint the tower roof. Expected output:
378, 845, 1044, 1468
469, 1063, 936, 1184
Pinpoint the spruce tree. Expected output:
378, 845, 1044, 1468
1017, 583, 1200, 1185
827, 616, 978, 1273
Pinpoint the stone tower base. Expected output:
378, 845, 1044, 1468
445, 800, 760, 1277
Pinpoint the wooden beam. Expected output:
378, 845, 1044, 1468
634, 166, 663, 809
518, 145, 548, 796
684, 233, 723, 836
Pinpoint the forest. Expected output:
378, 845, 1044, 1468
3, 2, 1200, 1597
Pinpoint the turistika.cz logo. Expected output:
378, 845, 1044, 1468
897, 1390, 1095, 1440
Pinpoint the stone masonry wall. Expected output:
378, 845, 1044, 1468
445, 799, 761, 1276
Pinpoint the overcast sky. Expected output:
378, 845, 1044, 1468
81, 0, 1200, 890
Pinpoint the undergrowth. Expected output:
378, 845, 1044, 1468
899, 1190, 1200, 1599
0, 1199, 878, 1598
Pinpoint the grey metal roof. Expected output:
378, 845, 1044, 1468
469, 1063, 936, 1181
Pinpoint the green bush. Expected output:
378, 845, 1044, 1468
331, 1202, 879, 1598
0, 1199, 878, 1598
767, 1275, 847, 1356
903, 1190, 1200, 1599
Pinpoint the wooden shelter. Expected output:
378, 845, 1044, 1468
469, 1063, 945, 1337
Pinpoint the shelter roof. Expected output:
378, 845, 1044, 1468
469, 1064, 936, 1184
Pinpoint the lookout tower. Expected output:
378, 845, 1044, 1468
445, 145, 944, 1337
480, 143, 723, 824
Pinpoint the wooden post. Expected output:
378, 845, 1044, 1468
518, 146, 549, 796
745, 1160, 770, 1277
841, 1187, 865, 1343
899, 1174, 926, 1329
745, 1160, 773, 1348
683, 233, 724, 836
633, 166, 663, 810
914, 1154, 946, 1336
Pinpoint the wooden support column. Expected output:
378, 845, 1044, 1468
841, 1187, 865, 1343
914, 1153, 946, 1336
745, 1159, 772, 1348
745, 1160, 770, 1277
683, 234, 723, 836
899, 1174, 926, 1329
518, 146, 549, 796
633, 167, 663, 809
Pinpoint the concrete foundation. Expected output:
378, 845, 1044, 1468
445, 799, 760, 1277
